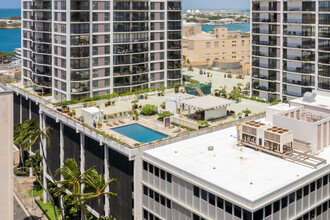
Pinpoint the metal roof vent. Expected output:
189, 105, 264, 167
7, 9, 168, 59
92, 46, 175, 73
208, 146, 214, 151
303, 92, 317, 102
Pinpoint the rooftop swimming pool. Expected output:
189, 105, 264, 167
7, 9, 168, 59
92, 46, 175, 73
112, 124, 168, 143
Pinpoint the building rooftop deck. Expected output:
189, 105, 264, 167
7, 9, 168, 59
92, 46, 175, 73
143, 124, 330, 209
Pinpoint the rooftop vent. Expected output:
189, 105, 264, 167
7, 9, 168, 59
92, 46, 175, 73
208, 146, 214, 151
303, 92, 317, 102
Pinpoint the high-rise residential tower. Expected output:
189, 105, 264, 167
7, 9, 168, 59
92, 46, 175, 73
251, 0, 330, 102
21, 0, 182, 101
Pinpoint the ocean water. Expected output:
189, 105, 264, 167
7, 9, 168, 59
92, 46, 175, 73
0, 8, 21, 19
0, 29, 21, 53
202, 23, 250, 33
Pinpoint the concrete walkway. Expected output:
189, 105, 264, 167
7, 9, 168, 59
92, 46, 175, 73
13, 176, 47, 220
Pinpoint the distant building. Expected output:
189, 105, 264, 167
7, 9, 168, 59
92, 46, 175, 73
183, 26, 250, 66
251, 0, 330, 102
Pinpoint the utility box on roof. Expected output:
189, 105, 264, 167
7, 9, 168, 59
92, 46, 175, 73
81, 107, 104, 126
185, 84, 212, 96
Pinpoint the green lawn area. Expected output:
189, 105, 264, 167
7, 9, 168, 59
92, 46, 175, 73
36, 200, 61, 220
28, 188, 43, 198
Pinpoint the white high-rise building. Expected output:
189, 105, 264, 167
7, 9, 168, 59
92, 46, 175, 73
21, 0, 182, 101
250, 0, 330, 102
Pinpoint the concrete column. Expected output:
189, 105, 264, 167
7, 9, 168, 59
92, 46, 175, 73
59, 122, 64, 212
134, 155, 142, 219
80, 133, 85, 186
104, 145, 110, 216
19, 95, 22, 123
41, 113, 48, 203
188, 106, 191, 116
60, 122, 64, 179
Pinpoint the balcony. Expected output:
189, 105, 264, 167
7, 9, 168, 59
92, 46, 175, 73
283, 30, 314, 37
283, 66, 314, 74
252, 50, 278, 58
283, 78, 313, 86
253, 18, 278, 23
284, 54, 315, 62
132, 3, 148, 10
252, 40, 277, 46
71, 2, 89, 10
253, 85, 276, 93
252, 74, 277, 81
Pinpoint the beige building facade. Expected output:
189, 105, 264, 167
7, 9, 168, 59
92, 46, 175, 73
0, 84, 13, 220
183, 26, 250, 66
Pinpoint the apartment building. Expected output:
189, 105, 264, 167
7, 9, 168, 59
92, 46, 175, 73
251, 0, 330, 102
183, 26, 250, 66
21, 0, 182, 101
142, 91, 330, 220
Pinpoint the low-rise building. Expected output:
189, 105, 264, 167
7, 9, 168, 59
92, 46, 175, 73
183, 26, 250, 66
142, 91, 330, 220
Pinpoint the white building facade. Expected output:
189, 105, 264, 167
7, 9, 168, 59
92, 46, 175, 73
250, 0, 330, 102
21, 0, 182, 101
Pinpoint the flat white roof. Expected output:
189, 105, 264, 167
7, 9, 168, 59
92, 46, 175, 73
290, 94, 330, 111
266, 103, 296, 112
143, 124, 330, 210
182, 96, 234, 111
81, 107, 103, 114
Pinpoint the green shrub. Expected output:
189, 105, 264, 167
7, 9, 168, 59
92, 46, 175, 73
171, 122, 195, 132
270, 99, 282, 105
157, 111, 174, 121
198, 120, 209, 128
14, 166, 28, 176
141, 104, 158, 116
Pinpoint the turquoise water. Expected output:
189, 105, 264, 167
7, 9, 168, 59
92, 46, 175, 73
0, 29, 21, 52
112, 124, 168, 143
202, 23, 250, 33
0, 9, 21, 52
0, 9, 21, 18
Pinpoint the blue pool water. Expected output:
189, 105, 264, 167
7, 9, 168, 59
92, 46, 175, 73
202, 23, 250, 33
112, 124, 168, 143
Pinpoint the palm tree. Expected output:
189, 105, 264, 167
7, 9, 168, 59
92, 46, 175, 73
183, 55, 187, 67
14, 119, 60, 219
83, 169, 119, 204
55, 159, 119, 219
25, 149, 42, 177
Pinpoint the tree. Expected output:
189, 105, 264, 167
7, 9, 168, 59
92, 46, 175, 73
55, 159, 118, 219
14, 119, 60, 219
25, 149, 43, 177
0, 21, 6, 28
141, 104, 158, 116
219, 85, 227, 97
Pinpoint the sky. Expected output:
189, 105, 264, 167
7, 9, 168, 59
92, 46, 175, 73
0, 0, 249, 10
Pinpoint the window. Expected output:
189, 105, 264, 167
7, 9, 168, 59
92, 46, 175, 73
297, 188, 302, 200
234, 205, 241, 218
155, 167, 159, 177
243, 210, 252, 220
265, 204, 271, 217
281, 196, 288, 209
206, 42, 211, 48
311, 182, 315, 192
217, 197, 224, 209
149, 164, 153, 174
317, 205, 322, 216
155, 192, 159, 202
161, 170, 165, 180
149, 189, 153, 199
143, 161, 147, 171
143, 186, 148, 195
215, 42, 219, 47
289, 192, 295, 204
193, 186, 200, 198
161, 196, 165, 206
166, 199, 171, 209
225, 201, 232, 214
273, 200, 280, 213
209, 193, 215, 206
167, 173, 172, 183
317, 178, 322, 189
201, 189, 207, 201
253, 209, 263, 220
304, 185, 309, 196
324, 175, 328, 186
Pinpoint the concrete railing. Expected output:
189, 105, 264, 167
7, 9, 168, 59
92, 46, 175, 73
144, 113, 266, 149
170, 116, 199, 130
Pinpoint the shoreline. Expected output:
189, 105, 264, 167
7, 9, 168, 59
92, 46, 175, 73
0, 27, 21, 29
